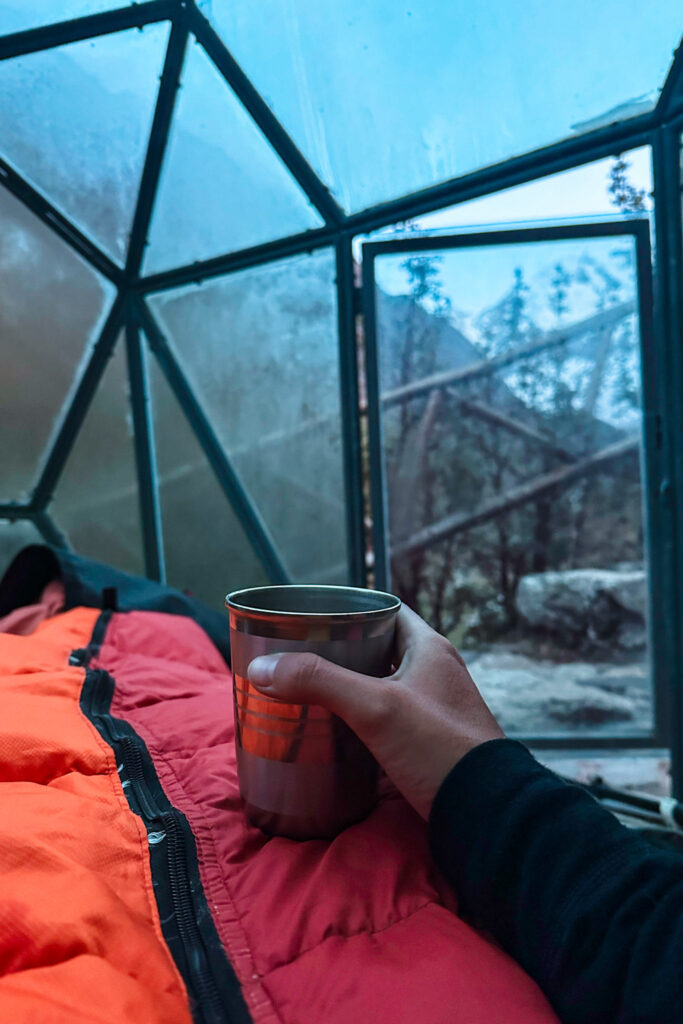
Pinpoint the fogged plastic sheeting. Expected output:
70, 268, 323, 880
51, 337, 144, 577
0, 187, 114, 502
148, 248, 349, 584
0, 22, 169, 263
148, 352, 271, 608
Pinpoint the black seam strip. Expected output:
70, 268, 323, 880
77, 612, 252, 1024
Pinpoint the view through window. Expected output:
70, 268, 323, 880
372, 231, 652, 741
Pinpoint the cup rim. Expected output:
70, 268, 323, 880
225, 584, 401, 620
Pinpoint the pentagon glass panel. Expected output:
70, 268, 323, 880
52, 337, 144, 577
148, 352, 270, 607
143, 38, 323, 275
209, 0, 681, 211
0, 186, 114, 501
0, 2, 123, 34
373, 236, 652, 737
0, 22, 169, 263
149, 249, 348, 584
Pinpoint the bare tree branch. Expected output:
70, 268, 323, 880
381, 301, 636, 409
391, 436, 639, 560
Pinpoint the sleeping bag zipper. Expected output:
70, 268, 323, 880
78, 659, 252, 1024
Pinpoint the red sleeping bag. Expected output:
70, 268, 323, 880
93, 608, 558, 1024
0, 570, 559, 1023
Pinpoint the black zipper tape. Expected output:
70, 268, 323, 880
77, 614, 252, 1024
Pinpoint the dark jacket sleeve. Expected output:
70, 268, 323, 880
429, 738, 683, 1024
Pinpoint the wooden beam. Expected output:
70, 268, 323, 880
456, 398, 576, 462
381, 301, 635, 409
391, 436, 639, 560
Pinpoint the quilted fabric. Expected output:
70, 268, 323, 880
0, 609, 193, 1024
94, 609, 559, 1024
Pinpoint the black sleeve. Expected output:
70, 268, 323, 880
429, 738, 683, 1024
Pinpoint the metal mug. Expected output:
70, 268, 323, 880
226, 585, 401, 840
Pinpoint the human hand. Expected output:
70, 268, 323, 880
247, 604, 504, 820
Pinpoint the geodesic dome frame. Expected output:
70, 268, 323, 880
0, 2, 682, 775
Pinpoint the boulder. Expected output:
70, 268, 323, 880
465, 650, 648, 734
516, 567, 646, 651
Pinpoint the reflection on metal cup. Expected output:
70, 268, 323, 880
226, 584, 401, 840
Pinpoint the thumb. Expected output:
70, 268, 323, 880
247, 652, 382, 729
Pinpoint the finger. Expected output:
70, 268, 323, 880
393, 603, 466, 673
247, 652, 383, 728
393, 603, 439, 662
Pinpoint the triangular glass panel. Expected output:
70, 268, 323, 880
0, 2, 122, 34
206, 0, 682, 211
148, 248, 349, 584
0, 22, 170, 264
143, 38, 323, 275
146, 346, 271, 607
51, 336, 145, 577
0, 185, 115, 502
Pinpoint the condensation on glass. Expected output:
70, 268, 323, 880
0, 186, 114, 502
144, 38, 322, 274
148, 353, 271, 607
51, 337, 144, 577
388, 147, 654, 235
0, 22, 169, 263
373, 236, 652, 738
148, 248, 349, 584
208, 0, 681, 212
0, 2, 121, 34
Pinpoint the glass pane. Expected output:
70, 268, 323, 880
207, 0, 681, 211
0, 2, 121, 34
0, 518, 43, 574
374, 235, 651, 737
147, 350, 271, 607
51, 337, 144, 576
148, 248, 348, 583
143, 39, 322, 275
0, 186, 114, 502
373, 148, 654, 237
541, 752, 670, 796
0, 23, 170, 264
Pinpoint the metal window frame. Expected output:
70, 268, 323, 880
124, 313, 166, 582
0, 3, 681, 768
651, 119, 683, 791
134, 297, 290, 585
361, 219, 676, 756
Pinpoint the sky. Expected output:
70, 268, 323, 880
369, 147, 652, 317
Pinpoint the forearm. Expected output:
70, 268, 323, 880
429, 739, 683, 1024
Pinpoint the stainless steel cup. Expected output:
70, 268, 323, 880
226, 584, 401, 840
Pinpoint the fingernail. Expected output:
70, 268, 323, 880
247, 653, 283, 690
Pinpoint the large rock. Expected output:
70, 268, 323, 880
516, 568, 646, 651
464, 650, 648, 734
